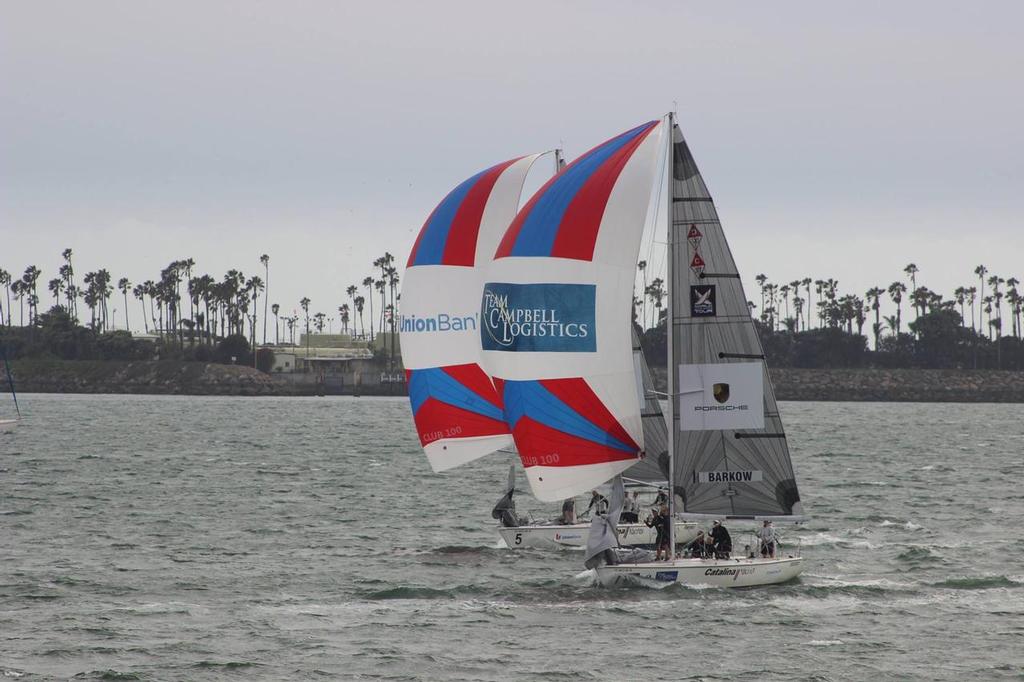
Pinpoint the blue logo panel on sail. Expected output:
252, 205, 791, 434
480, 283, 596, 352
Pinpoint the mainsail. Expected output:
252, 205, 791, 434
667, 125, 805, 520
480, 121, 665, 501
402, 154, 544, 472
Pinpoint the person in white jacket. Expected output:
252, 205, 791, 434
758, 519, 778, 558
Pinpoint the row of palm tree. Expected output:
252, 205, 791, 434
2, 249, 406, 368
635, 263, 1020, 351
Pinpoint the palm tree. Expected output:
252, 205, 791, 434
789, 280, 801, 330
755, 273, 767, 318
362, 277, 375, 342
0, 269, 10, 326
887, 281, 906, 335
801, 278, 813, 330
865, 287, 885, 349
374, 279, 386, 335
1006, 277, 1021, 338
974, 265, 988, 330
386, 266, 399, 367
62, 248, 77, 318
272, 303, 281, 344
247, 275, 264, 349
132, 284, 149, 332
814, 279, 825, 328
339, 304, 350, 335
346, 285, 359, 337
883, 314, 898, 337
638, 260, 648, 328
904, 263, 918, 323
779, 284, 791, 328
48, 277, 63, 307
0, 269, 10, 325
118, 277, 131, 331
11, 279, 25, 326
645, 278, 665, 325
260, 254, 269, 344
982, 296, 994, 340
354, 295, 366, 338
314, 311, 326, 334
987, 274, 1004, 339
300, 297, 311, 355
953, 287, 967, 327
21, 265, 41, 327
377, 252, 394, 334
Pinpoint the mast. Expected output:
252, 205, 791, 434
665, 112, 677, 554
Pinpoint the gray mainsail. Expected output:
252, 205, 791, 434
624, 326, 669, 484
668, 124, 805, 521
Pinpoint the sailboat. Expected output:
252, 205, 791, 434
0, 339, 20, 430
478, 116, 806, 587
400, 144, 696, 551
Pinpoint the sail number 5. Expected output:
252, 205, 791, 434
522, 453, 560, 466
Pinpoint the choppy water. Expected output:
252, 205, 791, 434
2, 395, 1023, 681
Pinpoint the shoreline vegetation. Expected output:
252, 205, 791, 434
2, 251, 1023, 403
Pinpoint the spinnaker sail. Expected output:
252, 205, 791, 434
481, 121, 665, 501
402, 154, 544, 472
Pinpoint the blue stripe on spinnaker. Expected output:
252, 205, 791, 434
509, 123, 653, 257
408, 367, 504, 421
502, 380, 633, 452
413, 169, 488, 266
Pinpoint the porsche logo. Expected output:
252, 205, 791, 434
713, 383, 730, 404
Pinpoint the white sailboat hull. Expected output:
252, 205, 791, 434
498, 521, 698, 549
0, 418, 18, 431
595, 555, 803, 588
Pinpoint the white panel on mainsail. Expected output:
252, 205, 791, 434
480, 121, 666, 502
667, 125, 805, 520
402, 154, 544, 472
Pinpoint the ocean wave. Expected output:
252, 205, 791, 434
70, 670, 143, 680
807, 639, 844, 647
932, 575, 1023, 590
363, 584, 489, 600
192, 661, 262, 670
879, 519, 923, 531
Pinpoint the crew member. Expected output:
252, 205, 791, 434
758, 519, 778, 558
709, 519, 732, 559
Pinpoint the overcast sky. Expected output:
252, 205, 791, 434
2, 1, 1021, 332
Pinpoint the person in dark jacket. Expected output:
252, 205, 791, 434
709, 519, 732, 559
586, 490, 608, 516
646, 505, 671, 560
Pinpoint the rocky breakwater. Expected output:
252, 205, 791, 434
771, 368, 1024, 403
4, 359, 279, 396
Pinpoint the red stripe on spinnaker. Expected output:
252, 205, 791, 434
413, 398, 509, 448
407, 202, 441, 267
512, 416, 639, 468
539, 377, 639, 452
550, 121, 659, 261
441, 363, 504, 410
441, 158, 520, 266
